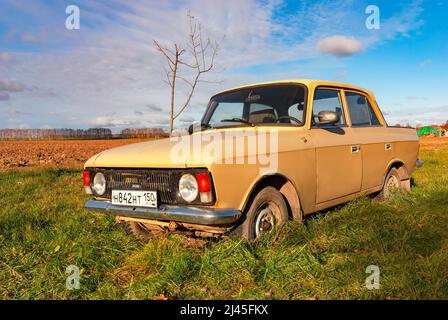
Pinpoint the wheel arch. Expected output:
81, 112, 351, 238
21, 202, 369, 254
382, 159, 411, 192
384, 159, 410, 181
241, 174, 303, 221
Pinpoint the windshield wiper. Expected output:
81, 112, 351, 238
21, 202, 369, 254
221, 118, 254, 126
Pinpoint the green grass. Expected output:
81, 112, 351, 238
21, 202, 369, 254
0, 146, 447, 299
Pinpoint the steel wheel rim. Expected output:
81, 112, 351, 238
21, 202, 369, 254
385, 174, 400, 197
254, 204, 276, 238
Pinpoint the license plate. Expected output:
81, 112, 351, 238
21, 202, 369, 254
111, 190, 157, 208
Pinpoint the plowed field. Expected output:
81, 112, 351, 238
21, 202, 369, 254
0, 139, 148, 172
0, 137, 446, 172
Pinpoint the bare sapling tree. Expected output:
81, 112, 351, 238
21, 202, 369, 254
153, 11, 220, 135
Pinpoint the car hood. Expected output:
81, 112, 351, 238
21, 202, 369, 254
85, 127, 303, 169
85, 137, 189, 168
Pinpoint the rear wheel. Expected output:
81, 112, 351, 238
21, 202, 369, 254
233, 186, 288, 241
377, 167, 402, 200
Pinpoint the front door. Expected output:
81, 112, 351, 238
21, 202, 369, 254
311, 88, 362, 204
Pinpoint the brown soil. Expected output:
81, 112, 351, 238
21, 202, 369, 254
0, 137, 446, 172
0, 139, 149, 172
419, 136, 448, 151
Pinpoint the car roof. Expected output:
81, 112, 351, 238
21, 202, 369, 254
215, 79, 373, 97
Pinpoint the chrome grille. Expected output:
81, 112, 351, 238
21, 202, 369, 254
98, 169, 177, 204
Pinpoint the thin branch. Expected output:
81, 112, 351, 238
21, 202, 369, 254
162, 65, 171, 86
173, 72, 200, 119
153, 10, 221, 133
153, 40, 175, 66
199, 24, 206, 70
178, 59, 197, 69
197, 79, 223, 84
177, 76, 194, 88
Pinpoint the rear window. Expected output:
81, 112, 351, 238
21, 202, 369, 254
345, 92, 380, 126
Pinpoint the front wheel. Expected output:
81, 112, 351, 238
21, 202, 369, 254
233, 186, 288, 241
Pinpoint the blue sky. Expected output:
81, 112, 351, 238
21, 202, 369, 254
0, 0, 447, 131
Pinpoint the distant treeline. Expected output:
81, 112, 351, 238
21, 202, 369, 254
0, 128, 168, 140
120, 128, 168, 139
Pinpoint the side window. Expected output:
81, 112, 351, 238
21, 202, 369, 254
312, 89, 345, 126
288, 102, 304, 123
345, 92, 380, 126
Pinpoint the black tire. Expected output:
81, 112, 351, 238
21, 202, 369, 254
125, 221, 166, 242
376, 167, 401, 200
232, 186, 288, 241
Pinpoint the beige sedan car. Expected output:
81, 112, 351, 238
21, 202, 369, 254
84, 80, 422, 240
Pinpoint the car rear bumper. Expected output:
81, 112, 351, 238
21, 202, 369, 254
85, 199, 242, 226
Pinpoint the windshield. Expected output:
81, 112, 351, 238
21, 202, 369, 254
203, 84, 306, 128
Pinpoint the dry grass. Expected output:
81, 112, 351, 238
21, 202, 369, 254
0, 137, 447, 299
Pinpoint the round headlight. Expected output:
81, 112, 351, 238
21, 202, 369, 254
179, 174, 198, 203
92, 172, 106, 196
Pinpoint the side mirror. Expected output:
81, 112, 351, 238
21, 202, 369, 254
317, 111, 340, 125
188, 123, 209, 134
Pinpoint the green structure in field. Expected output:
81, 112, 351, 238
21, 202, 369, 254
418, 126, 441, 137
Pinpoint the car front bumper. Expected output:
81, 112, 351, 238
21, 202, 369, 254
416, 159, 424, 168
85, 199, 242, 226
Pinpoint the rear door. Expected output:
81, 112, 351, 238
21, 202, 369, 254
343, 90, 392, 191
312, 88, 363, 204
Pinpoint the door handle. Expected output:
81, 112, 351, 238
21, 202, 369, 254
351, 145, 361, 153
385, 143, 392, 150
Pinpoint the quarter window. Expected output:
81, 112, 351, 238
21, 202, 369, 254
312, 89, 345, 126
345, 92, 380, 126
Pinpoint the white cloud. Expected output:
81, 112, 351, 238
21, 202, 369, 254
406, 96, 428, 100
0, 92, 10, 101
147, 116, 170, 125
0, 0, 428, 129
90, 116, 141, 127
384, 105, 448, 127
317, 35, 363, 57
0, 79, 25, 102
7, 107, 30, 115
179, 115, 195, 123
0, 79, 26, 92
334, 70, 348, 79
19, 33, 41, 43
362, 0, 425, 46
145, 104, 163, 112
0, 52, 15, 66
